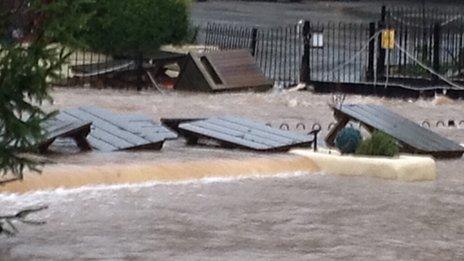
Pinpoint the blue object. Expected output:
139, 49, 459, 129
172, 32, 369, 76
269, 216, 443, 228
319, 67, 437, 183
335, 126, 362, 154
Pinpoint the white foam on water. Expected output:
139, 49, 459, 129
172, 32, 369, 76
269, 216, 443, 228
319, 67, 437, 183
0, 171, 322, 203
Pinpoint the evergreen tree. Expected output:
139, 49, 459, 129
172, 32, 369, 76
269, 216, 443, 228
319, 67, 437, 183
0, 0, 93, 179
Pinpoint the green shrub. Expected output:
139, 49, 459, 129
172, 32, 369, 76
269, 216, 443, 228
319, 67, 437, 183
356, 131, 399, 157
335, 127, 362, 154
81, 0, 191, 58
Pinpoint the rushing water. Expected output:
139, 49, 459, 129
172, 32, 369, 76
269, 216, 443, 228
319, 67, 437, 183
3, 1, 464, 259
1, 167, 464, 260
1, 88, 464, 260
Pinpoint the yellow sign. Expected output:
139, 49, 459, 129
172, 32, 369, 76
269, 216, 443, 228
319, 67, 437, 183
381, 29, 395, 49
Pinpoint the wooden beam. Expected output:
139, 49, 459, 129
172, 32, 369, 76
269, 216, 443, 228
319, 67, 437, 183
325, 116, 350, 147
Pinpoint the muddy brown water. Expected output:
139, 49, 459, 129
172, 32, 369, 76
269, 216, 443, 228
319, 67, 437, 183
3, 1, 464, 259
1, 87, 464, 260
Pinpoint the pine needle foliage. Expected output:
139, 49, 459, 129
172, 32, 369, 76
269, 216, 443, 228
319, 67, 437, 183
0, 0, 93, 179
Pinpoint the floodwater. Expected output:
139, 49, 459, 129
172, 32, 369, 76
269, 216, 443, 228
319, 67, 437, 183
1, 170, 463, 261
1, 87, 464, 260
3, 1, 464, 259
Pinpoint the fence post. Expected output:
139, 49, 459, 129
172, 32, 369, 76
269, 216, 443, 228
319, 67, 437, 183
432, 22, 441, 84
250, 28, 258, 56
136, 53, 143, 91
378, 4, 388, 82
381, 5, 387, 24
366, 22, 376, 82
204, 23, 210, 47
300, 20, 311, 85
377, 21, 386, 81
